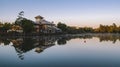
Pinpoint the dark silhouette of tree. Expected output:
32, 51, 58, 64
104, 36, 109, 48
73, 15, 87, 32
18, 11, 24, 18
15, 11, 34, 33
57, 38, 67, 45
2, 23, 12, 32
57, 22, 67, 32
21, 19, 34, 33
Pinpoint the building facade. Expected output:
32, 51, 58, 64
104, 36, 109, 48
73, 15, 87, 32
33, 15, 62, 34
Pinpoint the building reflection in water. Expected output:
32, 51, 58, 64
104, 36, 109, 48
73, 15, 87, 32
0, 34, 120, 60
11, 36, 58, 60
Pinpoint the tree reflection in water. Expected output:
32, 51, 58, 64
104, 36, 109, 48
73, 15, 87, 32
0, 34, 120, 60
96, 34, 120, 43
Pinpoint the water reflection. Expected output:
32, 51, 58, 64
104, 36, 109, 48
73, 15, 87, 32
96, 34, 120, 43
0, 34, 120, 60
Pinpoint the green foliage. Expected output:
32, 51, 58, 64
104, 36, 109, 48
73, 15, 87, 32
57, 22, 67, 32
14, 11, 34, 34
57, 22, 94, 34
57, 22, 120, 34
78, 27, 94, 33
95, 23, 120, 33
3, 23, 12, 30
15, 11, 34, 33
0, 23, 12, 32
20, 19, 34, 33
67, 26, 78, 34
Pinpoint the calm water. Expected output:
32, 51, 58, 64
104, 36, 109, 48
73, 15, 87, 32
0, 34, 120, 67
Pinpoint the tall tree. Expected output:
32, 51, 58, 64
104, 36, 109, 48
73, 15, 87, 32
15, 11, 34, 33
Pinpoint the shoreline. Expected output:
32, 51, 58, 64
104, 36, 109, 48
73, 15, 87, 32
0, 33, 120, 38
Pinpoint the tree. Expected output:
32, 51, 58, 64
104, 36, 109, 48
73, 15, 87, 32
112, 23, 117, 33
57, 22, 67, 32
21, 19, 34, 33
118, 26, 120, 33
18, 11, 24, 18
15, 11, 34, 33
94, 23, 119, 33
67, 26, 78, 34
2, 23, 12, 32
15, 11, 25, 26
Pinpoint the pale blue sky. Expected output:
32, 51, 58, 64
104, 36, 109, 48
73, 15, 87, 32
0, 0, 120, 27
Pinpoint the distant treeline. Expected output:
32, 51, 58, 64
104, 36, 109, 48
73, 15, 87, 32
0, 21, 120, 35
57, 22, 120, 34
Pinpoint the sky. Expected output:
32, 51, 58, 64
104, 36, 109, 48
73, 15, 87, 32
0, 0, 120, 27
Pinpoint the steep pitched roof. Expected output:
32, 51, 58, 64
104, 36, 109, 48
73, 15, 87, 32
35, 15, 44, 19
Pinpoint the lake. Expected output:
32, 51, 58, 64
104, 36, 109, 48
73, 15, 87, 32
0, 34, 120, 67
